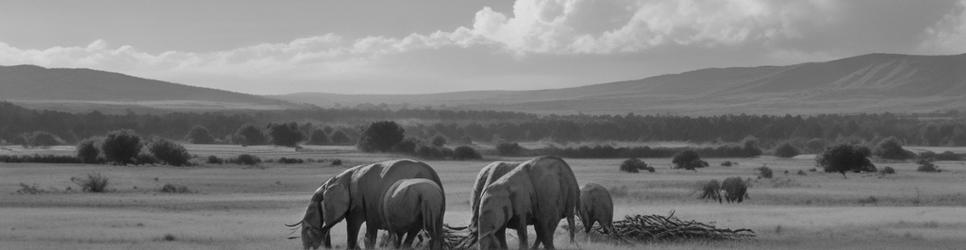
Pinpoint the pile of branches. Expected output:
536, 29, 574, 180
590, 211, 755, 243
393, 224, 471, 250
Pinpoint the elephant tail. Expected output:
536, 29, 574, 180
422, 200, 443, 250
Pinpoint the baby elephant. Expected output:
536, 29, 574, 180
381, 179, 446, 250
578, 183, 614, 234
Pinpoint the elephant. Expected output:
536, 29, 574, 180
380, 179, 445, 250
468, 161, 520, 233
477, 156, 579, 250
721, 177, 748, 203
289, 159, 442, 250
578, 183, 614, 234
699, 179, 722, 203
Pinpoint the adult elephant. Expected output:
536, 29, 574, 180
289, 159, 442, 250
721, 177, 748, 203
477, 156, 579, 250
468, 161, 519, 233
380, 179, 445, 250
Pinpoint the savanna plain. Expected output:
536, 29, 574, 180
2, 145, 966, 250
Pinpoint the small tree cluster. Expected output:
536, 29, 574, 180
672, 150, 708, 170
452, 146, 482, 160
357, 121, 405, 152
184, 126, 215, 144
918, 151, 962, 161
267, 122, 304, 147
76, 137, 102, 163
231, 154, 261, 165
101, 130, 143, 165
71, 172, 110, 193
496, 142, 525, 156
816, 144, 876, 177
773, 142, 800, 158
757, 165, 773, 179
146, 138, 191, 166
916, 159, 941, 172
305, 129, 330, 145
234, 124, 268, 146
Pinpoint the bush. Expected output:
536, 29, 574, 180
135, 152, 158, 165
277, 157, 305, 164
453, 146, 482, 160
24, 131, 63, 147
873, 137, 914, 160
773, 142, 800, 158
880, 166, 896, 175
159, 183, 191, 193
76, 137, 102, 164
268, 122, 304, 147
329, 130, 352, 145
391, 137, 421, 154
147, 139, 191, 166
357, 121, 405, 152
917, 160, 941, 172
184, 126, 215, 144
306, 129, 330, 145
234, 124, 268, 146
101, 130, 143, 165
740, 136, 763, 157
414, 144, 453, 159
331, 159, 343, 166
817, 144, 876, 177
721, 161, 735, 167
496, 142, 524, 156
757, 166, 773, 179
431, 134, 448, 147
620, 158, 647, 173
206, 155, 224, 164
672, 150, 708, 170
233, 154, 261, 165
71, 173, 109, 193
0, 154, 82, 163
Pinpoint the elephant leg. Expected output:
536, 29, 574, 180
392, 232, 404, 249
323, 231, 333, 248
345, 215, 365, 250
402, 227, 420, 249
539, 221, 559, 250
364, 226, 379, 249
496, 227, 508, 249
516, 222, 529, 250
583, 218, 593, 234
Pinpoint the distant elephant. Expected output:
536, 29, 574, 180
380, 179, 445, 250
478, 156, 579, 250
578, 183, 614, 234
699, 179, 722, 203
289, 159, 442, 250
468, 161, 519, 234
721, 177, 748, 203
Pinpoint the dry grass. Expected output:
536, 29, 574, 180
2, 147, 966, 249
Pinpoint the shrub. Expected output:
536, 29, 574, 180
234, 124, 267, 146
306, 129, 330, 145
496, 142, 524, 156
796, 170, 807, 176
0, 154, 82, 163
391, 137, 420, 154
620, 158, 647, 173
159, 183, 191, 193
329, 130, 352, 145
880, 166, 896, 175
101, 130, 143, 165
740, 136, 763, 157
757, 166, 773, 179
206, 155, 224, 164
917, 160, 941, 172
331, 159, 343, 166
357, 121, 405, 152
277, 157, 305, 164
233, 154, 261, 165
672, 150, 708, 170
147, 139, 191, 166
773, 142, 800, 158
817, 144, 876, 177
431, 134, 448, 147
873, 137, 914, 160
268, 122, 304, 147
453, 146, 482, 160
721, 161, 735, 167
414, 144, 453, 159
184, 126, 215, 144
135, 152, 158, 165
24, 131, 63, 147
71, 173, 109, 193
76, 137, 102, 164
16, 183, 47, 194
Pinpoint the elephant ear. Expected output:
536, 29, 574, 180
321, 183, 350, 227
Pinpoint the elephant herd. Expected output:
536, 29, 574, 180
290, 156, 615, 250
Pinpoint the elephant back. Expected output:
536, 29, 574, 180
522, 156, 580, 220
356, 159, 442, 230
469, 161, 519, 230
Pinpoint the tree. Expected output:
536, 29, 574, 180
431, 134, 448, 147
24, 131, 63, 147
496, 142, 524, 156
330, 130, 352, 145
234, 124, 267, 146
357, 121, 405, 152
391, 137, 420, 154
873, 137, 913, 160
817, 144, 876, 177
101, 129, 142, 165
76, 137, 102, 163
453, 146, 482, 160
306, 129, 330, 145
740, 136, 763, 157
147, 138, 191, 166
773, 142, 800, 158
268, 122, 304, 147
672, 150, 708, 170
184, 126, 215, 144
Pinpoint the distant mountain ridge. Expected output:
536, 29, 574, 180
0, 65, 295, 111
274, 53, 966, 114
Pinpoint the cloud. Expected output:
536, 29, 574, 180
0, 0, 964, 94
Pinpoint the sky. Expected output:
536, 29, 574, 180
2, 0, 966, 95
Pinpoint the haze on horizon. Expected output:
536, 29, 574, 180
2, 0, 966, 95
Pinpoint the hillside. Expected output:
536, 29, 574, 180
274, 53, 966, 115
0, 65, 296, 111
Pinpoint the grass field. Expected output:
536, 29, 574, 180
2, 145, 966, 249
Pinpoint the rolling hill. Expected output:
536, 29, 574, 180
274, 53, 966, 115
0, 65, 297, 111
